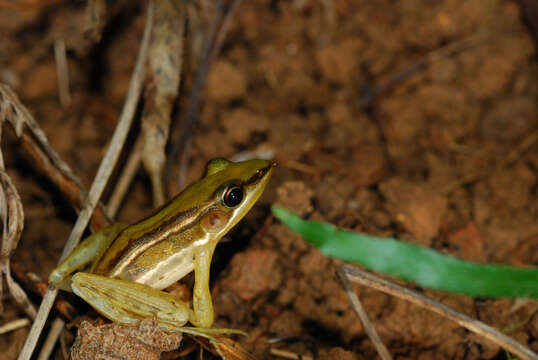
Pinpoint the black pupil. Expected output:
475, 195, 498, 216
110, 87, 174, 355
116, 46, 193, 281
224, 187, 243, 207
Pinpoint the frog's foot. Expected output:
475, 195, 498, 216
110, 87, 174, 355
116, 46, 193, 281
175, 327, 246, 360
178, 326, 247, 337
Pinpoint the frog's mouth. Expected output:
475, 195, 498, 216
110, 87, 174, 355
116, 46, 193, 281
242, 162, 275, 188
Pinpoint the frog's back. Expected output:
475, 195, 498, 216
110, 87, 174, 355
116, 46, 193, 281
91, 191, 210, 288
92, 158, 273, 289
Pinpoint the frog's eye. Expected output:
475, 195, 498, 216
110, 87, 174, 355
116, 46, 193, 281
222, 185, 244, 208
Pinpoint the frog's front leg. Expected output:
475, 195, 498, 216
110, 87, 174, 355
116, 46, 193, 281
190, 243, 218, 328
49, 223, 127, 291
71, 272, 191, 330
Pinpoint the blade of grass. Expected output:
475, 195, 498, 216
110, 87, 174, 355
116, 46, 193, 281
272, 206, 538, 299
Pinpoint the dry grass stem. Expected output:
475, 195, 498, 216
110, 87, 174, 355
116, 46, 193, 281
270, 348, 313, 360
0, 84, 77, 181
106, 136, 144, 219
0, 166, 35, 319
359, 32, 487, 108
336, 266, 392, 360
0, 318, 30, 335
229, 145, 275, 163
141, 0, 185, 206
0, 84, 109, 229
192, 335, 259, 360
340, 265, 538, 360
168, 0, 224, 192
441, 130, 538, 194
53, 38, 71, 107
84, 0, 107, 42
210, 0, 244, 61
17, 3, 154, 359
36, 317, 65, 360
10, 262, 77, 321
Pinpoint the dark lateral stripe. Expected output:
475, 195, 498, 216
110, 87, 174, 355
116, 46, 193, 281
100, 164, 272, 274
99, 205, 202, 275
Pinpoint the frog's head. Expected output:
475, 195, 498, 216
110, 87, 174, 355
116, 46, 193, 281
193, 158, 275, 241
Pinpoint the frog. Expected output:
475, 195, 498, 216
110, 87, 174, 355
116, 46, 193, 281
49, 158, 274, 338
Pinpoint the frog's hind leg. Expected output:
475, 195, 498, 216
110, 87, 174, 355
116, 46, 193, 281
72, 273, 246, 359
71, 272, 190, 329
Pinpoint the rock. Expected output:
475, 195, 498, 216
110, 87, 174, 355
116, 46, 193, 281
70, 318, 182, 360
447, 222, 486, 262
379, 178, 447, 245
275, 181, 314, 217
222, 249, 282, 301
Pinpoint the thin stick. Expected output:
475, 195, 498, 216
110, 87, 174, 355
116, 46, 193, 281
336, 266, 392, 360
210, 0, 243, 62
359, 32, 487, 108
270, 348, 313, 360
0, 318, 30, 335
106, 136, 143, 219
36, 317, 65, 360
16, 4, 153, 360
166, 0, 224, 193
441, 130, 538, 194
340, 265, 538, 360
10, 261, 77, 320
53, 38, 71, 107
0, 83, 110, 230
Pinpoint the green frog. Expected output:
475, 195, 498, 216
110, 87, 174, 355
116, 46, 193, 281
49, 158, 274, 335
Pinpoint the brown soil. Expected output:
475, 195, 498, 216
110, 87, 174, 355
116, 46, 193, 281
1, 1, 537, 359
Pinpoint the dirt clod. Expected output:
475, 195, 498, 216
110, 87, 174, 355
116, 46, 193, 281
222, 249, 282, 301
70, 318, 182, 360
275, 181, 314, 216
379, 178, 448, 245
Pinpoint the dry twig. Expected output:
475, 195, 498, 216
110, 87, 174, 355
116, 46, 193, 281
166, 0, 224, 194
340, 265, 538, 360
84, 0, 107, 42
106, 136, 144, 218
441, 130, 538, 194
359, 32, 487, 108
17, 3, 154, 359
141, 0, 186, 206
10, 262, 77, 321
270, 348, 313, 360
192, 335, 259, 360
336, 266, 392, 360
0, 169, 35, 319
36, 317, 65, 360
53, 38, 71, 107
0, 91, 38, 319
0, 84, 109, 230
0, 318, 30, 335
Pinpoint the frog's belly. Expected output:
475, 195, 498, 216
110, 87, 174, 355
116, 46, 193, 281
120, 246, 195, 290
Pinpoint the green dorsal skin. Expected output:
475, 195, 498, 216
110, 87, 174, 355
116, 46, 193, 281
205, 158, 232, 176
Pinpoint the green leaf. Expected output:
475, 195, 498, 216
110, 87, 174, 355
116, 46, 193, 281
272, 206, 538, 299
